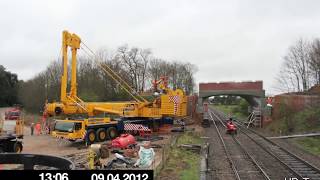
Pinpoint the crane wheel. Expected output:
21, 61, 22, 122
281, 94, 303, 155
86, 129, 96, 144
13, 142, 23, 153
106, 127, 118, 140
96, 128, 107, 142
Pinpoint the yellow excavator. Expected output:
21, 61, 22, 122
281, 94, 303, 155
45, 30, 187, 144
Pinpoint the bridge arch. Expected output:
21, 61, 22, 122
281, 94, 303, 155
199, 81, 265, 108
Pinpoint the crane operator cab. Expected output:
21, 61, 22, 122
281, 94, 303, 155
226, 117, 237, 135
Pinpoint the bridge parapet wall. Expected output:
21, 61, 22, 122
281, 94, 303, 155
199, 81, 263, 91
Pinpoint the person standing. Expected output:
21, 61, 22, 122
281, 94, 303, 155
35, 122, 41, 135
181, 119, 186, 131
30, 123, 35, 136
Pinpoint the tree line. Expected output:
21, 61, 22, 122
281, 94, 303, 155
276, 38, 320, 92
0, 65, 19, 107
209, 96, 241, 105
18, 45, 197, 113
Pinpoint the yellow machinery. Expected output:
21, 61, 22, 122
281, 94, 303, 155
45, 30, 187, 144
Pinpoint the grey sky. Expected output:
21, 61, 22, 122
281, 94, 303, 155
1, 0, 320, 94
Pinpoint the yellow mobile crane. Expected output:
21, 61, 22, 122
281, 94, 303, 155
45, 30, 187, 144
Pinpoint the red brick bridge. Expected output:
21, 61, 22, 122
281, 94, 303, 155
199, 81, 265, 107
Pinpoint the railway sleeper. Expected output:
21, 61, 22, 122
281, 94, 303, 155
298, 174, 320, 179
299, 172, 320, 177
282, 158, 297, 161
293, 167, 314, 171
290, 163, 306, 166
277, 153, 292, 156
298, 169, 316, 172
274, 153, 289, 156
299, 171, 318, 175
291, 166, 310, 169
284, 160, 299, 163
274, 152, 290, 157
305, 173, 320, 176
280, 157, 296, 160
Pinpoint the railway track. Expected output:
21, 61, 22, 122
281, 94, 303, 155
210, 107, 320, 180
209, 110, 241, 180
209, 110, 270, 180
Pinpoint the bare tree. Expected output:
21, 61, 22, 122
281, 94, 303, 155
19, 44, 198, 112
276, 38, 312, 92
117, 45, 139, 91
274, 68, 296, 93
139, 49, 151, 92
310, 39, 320, 85
148, 58, 171, 81
116, 45, 152, 92
149, 60, 197, 94
44, 61, 62, 101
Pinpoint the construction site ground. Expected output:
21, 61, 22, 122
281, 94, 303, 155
8, 126, 173, 170
0, 125, 170, 170
1, 107, 204, 172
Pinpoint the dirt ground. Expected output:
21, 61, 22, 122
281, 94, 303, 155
23, 131, 88, 156
1, 107, 75, 156
1, 106, 205, 176
1, 107, 177, 170
22, 128, 173, 169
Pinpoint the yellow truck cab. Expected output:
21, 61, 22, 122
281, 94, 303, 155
51, 117, 120, 144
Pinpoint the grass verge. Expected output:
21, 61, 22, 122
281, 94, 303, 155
210, 104, 248, 120
291, 137, 320, 156
265, 106, 320, 135
158, 132, 203, 180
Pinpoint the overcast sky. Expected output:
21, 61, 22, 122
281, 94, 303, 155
1, 0, 320, 94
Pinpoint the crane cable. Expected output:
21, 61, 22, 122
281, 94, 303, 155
79, 41, 148, 103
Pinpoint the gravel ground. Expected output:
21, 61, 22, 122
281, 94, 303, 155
207, 115, 293, 180
236, 131, 293, 179
205, 124, 236, 180
222, 128, 266, 179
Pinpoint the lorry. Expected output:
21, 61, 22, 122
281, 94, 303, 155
45, 31, 187, 144
5, 106, 21, 120
0, 114, 23, 152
